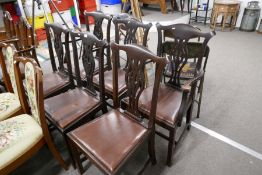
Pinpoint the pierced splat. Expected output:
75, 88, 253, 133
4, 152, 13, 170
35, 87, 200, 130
167, 37, 190, 87
45, 23, 71, 74
81, 39, 96, 94
70, 31, 107, 97
125, 57, 146, 116
156, 23, 214, 88
93, 17, 104, 40
53, 31, 65, 71
111, 42, 167, 127
113, 17, 152, 68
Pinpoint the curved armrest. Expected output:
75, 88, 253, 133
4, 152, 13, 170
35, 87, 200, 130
16, 46, 35, 54
0, 38, 19, 45
181, 70, 204, 92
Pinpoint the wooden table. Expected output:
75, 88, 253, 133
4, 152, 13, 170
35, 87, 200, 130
210, 0, 240, 31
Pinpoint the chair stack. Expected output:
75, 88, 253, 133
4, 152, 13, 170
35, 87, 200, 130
0, 10, 216, 175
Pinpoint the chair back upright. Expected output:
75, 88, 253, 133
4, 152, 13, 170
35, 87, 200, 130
0, 43, 19, 94
15, 17, 38, 65
70, 31, 107, 101
111, 42, 167, 128
44, 23, 73, 83
3, 11, 16, 39
14, 57, 42, 124
156, 23, 215, 88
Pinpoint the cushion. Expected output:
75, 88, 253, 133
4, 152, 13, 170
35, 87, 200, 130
44, 88, 100, 129
0, 93, 21, 121
68, 109, 148, 173
0, 114, 43, 169
43, 72, 70, 98
93, 69, 126, 95
139, 84, 183, 126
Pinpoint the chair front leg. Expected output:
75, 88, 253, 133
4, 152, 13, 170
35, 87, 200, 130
68, 138, 85, 174
166, 127, 176, 166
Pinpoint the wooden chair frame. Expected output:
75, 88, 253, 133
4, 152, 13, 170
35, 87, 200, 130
158, 24, 211, 119
0, 56, 68, 175
84, 11, 113, 71
68, 42, 167, 175
44, 23, 75, 98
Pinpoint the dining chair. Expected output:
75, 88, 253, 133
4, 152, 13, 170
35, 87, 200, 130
43, 23, 75, 98
0, 43, 24, 121
93, 15, 152, 108
67, 42, 167, 175
14, 17, 39, 65
85, 11, 112, 71
44, 31, 108, 163
157, 23, 211, 119
2, 11, 16, 41
0, 56, 67, 175
137, 23, 215, 166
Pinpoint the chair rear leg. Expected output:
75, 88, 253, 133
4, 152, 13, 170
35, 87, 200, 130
148, 132, 157, 165
197, 77, 205, 118
68, 138, 85, 174
166, 128, 176, 166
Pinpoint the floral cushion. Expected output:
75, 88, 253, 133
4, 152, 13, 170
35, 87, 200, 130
0, 93, 21, 121
24, 62, 40, 124
3, 46, 18, 96
0, 114, 43, 169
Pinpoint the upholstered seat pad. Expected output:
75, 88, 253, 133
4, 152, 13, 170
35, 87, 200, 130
68, 109, 148, 173
139, 84, 182, 126
0, 93, 21, 121
43, 72, 70, 98
93, 69, 126, 94
44, 88, 100, 129
0, 114, 43, 169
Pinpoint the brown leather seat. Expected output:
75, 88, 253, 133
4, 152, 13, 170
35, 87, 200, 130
93, 69, 126, 94
139, 84, 182, 126
68, 109, 148, 173
44, 88, 100, 129
43, 72, 71, 98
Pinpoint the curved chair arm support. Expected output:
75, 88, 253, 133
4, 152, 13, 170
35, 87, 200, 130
181, 70, 204, 93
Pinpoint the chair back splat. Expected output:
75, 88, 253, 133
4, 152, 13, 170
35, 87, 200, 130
156, 23, 215, 88
45, 23, 72, 79
111, 42, 167, 127
113, 15, 152, 68
85, 11, 112, 70
70, 31, 107, 99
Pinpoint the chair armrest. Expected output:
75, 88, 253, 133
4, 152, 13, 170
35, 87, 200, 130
181, 70, 204, 92
0, 38, 19, 45
16, 47, 35, 54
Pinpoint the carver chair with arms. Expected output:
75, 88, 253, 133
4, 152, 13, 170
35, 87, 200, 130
137, 23, 215, 166
85, 11, 112, 71
157, 23, 211, 119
